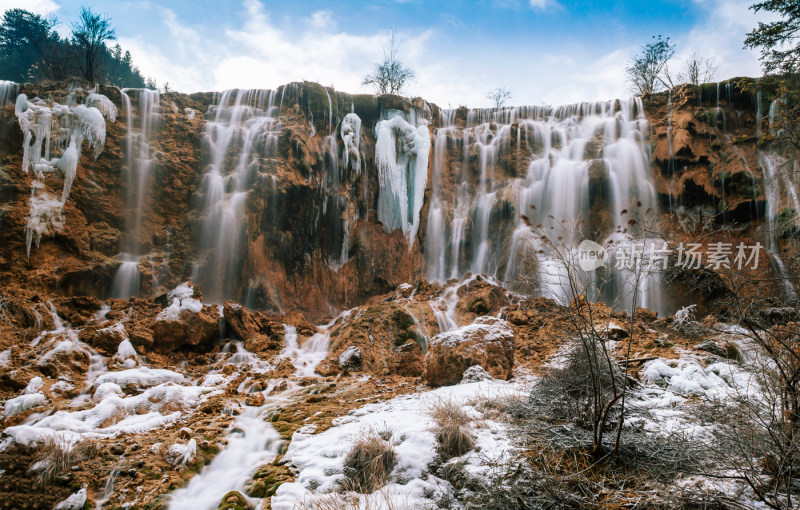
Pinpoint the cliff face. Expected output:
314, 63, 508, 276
0, 79, 788, 318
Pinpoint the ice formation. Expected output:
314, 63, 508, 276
86, 93, 118, 123
375, 112, 431, 247
14, 91, 113, 256
340, 112, 361, 172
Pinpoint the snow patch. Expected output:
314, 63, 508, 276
429, 316, 513, 349
4, 393, 46, 417
54, 488, 87, 510
271, 379, 515, 509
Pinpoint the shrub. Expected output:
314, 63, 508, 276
342, 428, 397, 493
32, 435, 99, 486
428, 399, 474, 459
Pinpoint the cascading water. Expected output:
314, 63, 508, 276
425, 99, 663, 313
759, 148, 799, 301
193, 89, 280, 303
111, 89, 160, 298
0, 80, 18, 107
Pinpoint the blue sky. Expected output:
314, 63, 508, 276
2, 0, 770, 106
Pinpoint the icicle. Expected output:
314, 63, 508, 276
375, 114, 431, 248
340, 112, 361, 173
85, 93, 118, 123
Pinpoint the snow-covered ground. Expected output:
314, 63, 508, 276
272, 378, 520, 509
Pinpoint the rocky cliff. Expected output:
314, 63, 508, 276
0, 79, 791, 318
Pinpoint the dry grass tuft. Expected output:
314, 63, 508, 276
293, 488, 411, 510
32, 435, 100, 486
342, 427, 397, 493
428, 399, 475, 459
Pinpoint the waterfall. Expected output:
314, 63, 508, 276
425, 109, 456, 281
759, 148, 799, 301
111, 89, 160, 298
0, 80, 18, 106
425, 99, 662, 312
194, 89, 280, 303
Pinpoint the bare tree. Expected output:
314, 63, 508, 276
626, 35, 676, 96
487, 87, 512, 109
697, 260, 800, 509
71, 6, 115, 83
362, 28, 414, 95
523, 216, 659, 459
678, 53, 718, 85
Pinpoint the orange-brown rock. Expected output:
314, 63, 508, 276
323, 300, 438, 377
425, 316, 515, 386
456, 277, 510, 324
152, 306, 221, 352
79, 322, 128, 354
223, 301, 283, 352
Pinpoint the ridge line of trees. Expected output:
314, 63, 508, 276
0, 6, 156, 89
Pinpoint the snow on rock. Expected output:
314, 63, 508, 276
460, 365, 492, 384
4, 380, 220, 446
375, 113, 431, 247
94, 367, 185, 389
271, 379, 515, 510
640, 358, 753, 398
50, 380, 75, 395
338, 346, 361, 370
54, 488, 87, 510
113, 339, 138, 367
167, 438, 197, 466
628, 354, 761, 437
93, 382, 124, 402
24, 376, 43, 394
0, 349, 10, 367
36, 337, 90, 371
158, 282, 203, 321
425, 316, 515, 386
4, 393, 46, 418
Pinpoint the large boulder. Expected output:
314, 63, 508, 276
152, 307, 220, 352
151, 283, 220, 352
425, 316, 515, 386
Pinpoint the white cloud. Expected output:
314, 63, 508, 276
114, 0, 772, 109
0, 0, 59, 16
529, 0, 558, 10
678, 0, 775, 80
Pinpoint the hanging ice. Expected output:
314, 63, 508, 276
340, 112, 361, 172
25, 191, 65, 257
13, 91, 113, 257
86, 93, 118, 123
375, 113, 431, 247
